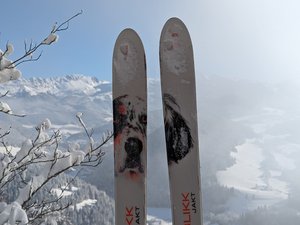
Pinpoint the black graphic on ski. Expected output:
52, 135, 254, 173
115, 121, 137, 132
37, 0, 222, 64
163, 93, 193, 164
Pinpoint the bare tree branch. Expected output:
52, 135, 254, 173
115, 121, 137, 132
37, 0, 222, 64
0, 10, 115, 224
0, 110, 26, 117
0, 127, 11, 139
0, 113, 112, 223
54, 10, 83, 32
0, 90, 9, 98
2, 10, 82, 70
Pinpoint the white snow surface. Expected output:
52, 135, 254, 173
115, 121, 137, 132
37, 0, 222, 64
0, 57, 21, 83
51, 188, 73, 197
217, 142, 289, 213
0, 202, 28, 225
2, 75, 111, 97
217, 139, 265, 191
75, 199, 97, 211
0, 146, 20, 156
42, 33, 59, 45
217, 105, 298, 213
5, 43, 14, 56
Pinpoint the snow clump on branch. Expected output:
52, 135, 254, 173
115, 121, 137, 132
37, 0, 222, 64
0, 101, 12, 114
0, 202, 28, 225
0, 46, 21, 83
42, 33, 59, 45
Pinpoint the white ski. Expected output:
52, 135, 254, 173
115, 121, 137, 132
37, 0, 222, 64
113, 29, 147, 225
160, 18, 203, 225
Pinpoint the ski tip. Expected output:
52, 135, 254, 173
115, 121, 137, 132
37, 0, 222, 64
112, 27, 146, 83
117, 28, 141, 41
113, 28, 145, 57
159, 17, 194, 76
165, 17, 186, 28
160, 17, 191, 40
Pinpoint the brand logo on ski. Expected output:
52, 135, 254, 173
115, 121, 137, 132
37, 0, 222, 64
163, 93, 193, 164
182, 192, 197, 224
125, 206, 141, 225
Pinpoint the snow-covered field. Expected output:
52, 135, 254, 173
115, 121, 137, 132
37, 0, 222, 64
217, 106, 298, 213
217, 139, 289, 212
3, 75, 300, 224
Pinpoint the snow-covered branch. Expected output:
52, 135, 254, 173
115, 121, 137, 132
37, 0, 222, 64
0, 115, 112, 224
0, 91, 9, 98
76, 112, 113, 167
0, 10, 82, 77
0, 10, 113, 225
0, 11, 83, 118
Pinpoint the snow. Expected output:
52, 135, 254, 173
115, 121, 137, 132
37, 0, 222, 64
67, 78, 98, 95
0, 75, 110, 97
217, 138, 289, 212
146, 208, 172, 225
0, 66, 22, 83
217, 139, 265, 191
71, 186, 79, 191
104, 116, 113, 122
5, 43, 14, 56
51, 123, 82, 136
76, 112, 83, 118
42, 33, 59, 45
41, 217, 58, 225
147, 215, 172, 225
3, 118, 88, 211
0, 146, 20, 156
0, 54, 21, 83
50, 185, 80, 197
217, 105, 296, 213
43, 118, 52, 129
22, 124, 35, 129
51, 188, 73, 197
0, 202, 28, 225
147, 208, 172, 223
75, 199, 97, 211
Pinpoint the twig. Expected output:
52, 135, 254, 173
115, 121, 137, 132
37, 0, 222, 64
2, 10, 83, 69
0, 91, 9, 98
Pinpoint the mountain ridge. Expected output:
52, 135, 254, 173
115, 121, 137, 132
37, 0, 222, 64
2, 74, 111, 97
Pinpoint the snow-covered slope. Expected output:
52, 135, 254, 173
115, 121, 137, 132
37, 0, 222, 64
1, 75, 162, 144
1, 75, 112, 143
2, 74, 300, 224
3, 75, 111, 97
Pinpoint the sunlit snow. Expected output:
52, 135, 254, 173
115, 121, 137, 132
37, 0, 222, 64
75, 199, 97, 211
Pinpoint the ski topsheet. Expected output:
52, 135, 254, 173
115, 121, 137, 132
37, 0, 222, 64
160, 18, 203, 225
113, 29, 147, 225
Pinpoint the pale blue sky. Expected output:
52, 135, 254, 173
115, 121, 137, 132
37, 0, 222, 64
2, 0, 300, 83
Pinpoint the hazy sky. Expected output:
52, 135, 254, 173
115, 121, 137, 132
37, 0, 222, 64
1, 0, 300, 83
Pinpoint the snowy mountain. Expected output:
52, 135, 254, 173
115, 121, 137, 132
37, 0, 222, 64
2, 75, 111, 131
1, 75, 163, 144
2, 74, 300, 224
4, 75, 109, 96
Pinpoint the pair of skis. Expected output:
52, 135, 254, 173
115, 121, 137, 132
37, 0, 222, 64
113, 18, 203, 225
